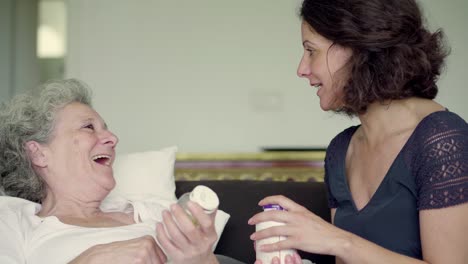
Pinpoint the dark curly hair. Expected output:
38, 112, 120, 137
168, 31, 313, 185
300, 0, 449, 115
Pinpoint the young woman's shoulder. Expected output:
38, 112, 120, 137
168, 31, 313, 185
325, 125, 360, 168
413, 110, 467, 143
327, 125, 360, 153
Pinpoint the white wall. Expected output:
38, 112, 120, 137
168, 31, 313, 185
0, 0, 39, 102
66, 0, 467, 154
13, 0, 40, 95
422, 0, 468, 117
0, 0, 14, 103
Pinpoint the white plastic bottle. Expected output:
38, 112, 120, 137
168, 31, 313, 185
256, 204, 297, 264
177, 185, 219, 225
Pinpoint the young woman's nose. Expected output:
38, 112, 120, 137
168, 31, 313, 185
297, 55, 312, 78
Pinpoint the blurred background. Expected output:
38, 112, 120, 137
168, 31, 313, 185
1, 0, 467, 154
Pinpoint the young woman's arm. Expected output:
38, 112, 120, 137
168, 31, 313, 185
332, 204, 468, 264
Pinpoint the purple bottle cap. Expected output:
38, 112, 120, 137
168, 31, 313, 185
262, 204, 285, 210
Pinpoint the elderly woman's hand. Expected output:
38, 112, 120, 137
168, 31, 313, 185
156, 201, 219, 264
69, 235, 166, 264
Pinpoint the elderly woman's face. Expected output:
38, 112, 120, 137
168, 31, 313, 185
40, 102, 118, 199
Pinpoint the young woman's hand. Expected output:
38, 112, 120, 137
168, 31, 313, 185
156, 201, 219, 264
70, 235, 167, 264
249, 195, 348, 257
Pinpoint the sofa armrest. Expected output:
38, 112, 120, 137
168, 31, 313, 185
175, 180, 334, 264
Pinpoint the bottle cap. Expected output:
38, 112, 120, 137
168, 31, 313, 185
262, 204, 285, 211
189, 185, 219, 213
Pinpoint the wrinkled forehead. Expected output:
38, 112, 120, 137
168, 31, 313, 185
52, 102, 104, 129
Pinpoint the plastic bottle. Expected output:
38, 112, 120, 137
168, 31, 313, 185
256, 204, 297, 264
177, 185, 219, 225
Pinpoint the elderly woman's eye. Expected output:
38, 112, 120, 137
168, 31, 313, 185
84, 124, 94, 130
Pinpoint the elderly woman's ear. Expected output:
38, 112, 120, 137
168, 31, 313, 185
25, 141, 47, 168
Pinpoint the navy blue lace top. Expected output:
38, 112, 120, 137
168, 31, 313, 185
324, 111, 468, 259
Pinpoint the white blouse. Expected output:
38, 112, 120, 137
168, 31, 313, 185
0, 195, 170, 264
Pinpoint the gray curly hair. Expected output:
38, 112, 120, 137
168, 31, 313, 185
0, 79, 92, 203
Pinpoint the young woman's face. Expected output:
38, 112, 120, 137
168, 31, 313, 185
297, 21, 353, 111
40, 102, 119, 200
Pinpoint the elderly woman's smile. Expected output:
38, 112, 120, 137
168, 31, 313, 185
92, 154, 112, 166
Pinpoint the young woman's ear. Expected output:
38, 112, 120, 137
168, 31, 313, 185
25, 141, 47, 167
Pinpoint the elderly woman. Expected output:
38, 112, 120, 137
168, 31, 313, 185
0, 79, 242, 264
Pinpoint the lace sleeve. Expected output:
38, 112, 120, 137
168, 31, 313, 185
415, 113, 468, 210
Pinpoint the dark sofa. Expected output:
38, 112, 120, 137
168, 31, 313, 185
175, 180, 334, 264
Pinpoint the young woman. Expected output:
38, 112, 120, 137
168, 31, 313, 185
249, 0, 468, 263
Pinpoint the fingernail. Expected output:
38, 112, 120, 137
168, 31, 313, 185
272, 257, 280, 264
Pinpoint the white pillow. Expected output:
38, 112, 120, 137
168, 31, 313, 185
107, 146, 229, 251
109, 146, 178, 201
